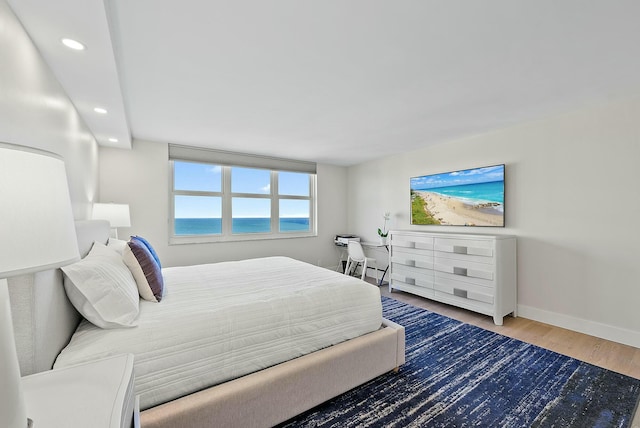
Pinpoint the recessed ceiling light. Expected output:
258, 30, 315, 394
61, 38, 85, 51
108, 138, 119, 143
93, 107, 108, 114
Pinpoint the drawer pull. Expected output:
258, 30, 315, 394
453, 245, 468, 255
405, 277, 416, 285
453, 267, 468, 276
453, 288, 468, 298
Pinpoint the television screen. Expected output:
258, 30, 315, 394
410, 164, 505, 227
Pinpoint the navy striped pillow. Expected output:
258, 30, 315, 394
123, 238, 164, 302
131, 235, 162, 269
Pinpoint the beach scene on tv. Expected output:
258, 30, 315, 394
411, 165, 505, 227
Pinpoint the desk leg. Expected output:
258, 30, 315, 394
379, 266, 389, 286
378, 245, 389, 285
336, 246, 348, 273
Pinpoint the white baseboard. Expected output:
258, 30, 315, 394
327, 264, 341, 272
518, 304, 640, 349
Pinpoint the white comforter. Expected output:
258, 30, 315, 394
54, 257, 382, 410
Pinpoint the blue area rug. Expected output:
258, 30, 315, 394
280, 297, 640, 427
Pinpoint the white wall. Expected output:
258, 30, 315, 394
2, 0, 99, 374
347, 95, 640, 347
98, 139, 348, 269
0, 1, 99, 218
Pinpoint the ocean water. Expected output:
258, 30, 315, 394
417, 181, 504, 205
175, 218, 309, 235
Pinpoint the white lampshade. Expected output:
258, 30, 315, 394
0, 143, 80, 276
0, 142, 80, 428
92, 203, 131, 228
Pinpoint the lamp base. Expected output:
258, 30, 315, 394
0, 278, 29, 428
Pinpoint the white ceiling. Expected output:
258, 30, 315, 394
8, 0, 640, 166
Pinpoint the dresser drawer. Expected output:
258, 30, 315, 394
391, 275, 435, 290
434, 290, 494, 314
391, 264, 434, 288
392, 245, 433, 260
390, 247, 433, 269
434, 256, 495, 284
434, 276, 494, 304
390, 234, 433, 250
390, 282, 436, 300
390, 255, 433, 269
434, 237, 495, 264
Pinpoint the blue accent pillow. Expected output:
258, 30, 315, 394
123, 237, 164, 302
131, 235, 162, 269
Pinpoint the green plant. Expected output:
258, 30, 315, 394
378, 212, 391, 237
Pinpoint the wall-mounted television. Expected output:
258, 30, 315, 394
410, 164, 505, 227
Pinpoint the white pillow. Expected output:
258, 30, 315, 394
62, 242, 140, 329
107, 238, 128, 255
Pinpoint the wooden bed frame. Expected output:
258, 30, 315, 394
9, 220, 405, 427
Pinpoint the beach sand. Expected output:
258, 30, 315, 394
416, 191, 504, 226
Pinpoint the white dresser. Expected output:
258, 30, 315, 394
389, 230, 516, 325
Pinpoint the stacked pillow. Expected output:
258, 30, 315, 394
62, 235, 164, 329
123, 236, 164, 303
62, 242, 140, 329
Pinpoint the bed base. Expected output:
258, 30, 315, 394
141, 318, 405, 428
9, 220, 405, 427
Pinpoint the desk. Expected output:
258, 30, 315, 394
335, 241, 389, 285
360, 241, 389, 285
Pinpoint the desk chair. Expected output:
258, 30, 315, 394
345, 241, 378, 282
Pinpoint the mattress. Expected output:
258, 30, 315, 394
54, 256, 382, 410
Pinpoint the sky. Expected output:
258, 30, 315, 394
410, 164, 504, 191
174, 162, 310, 218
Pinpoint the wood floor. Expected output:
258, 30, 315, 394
374, 282, 640, 381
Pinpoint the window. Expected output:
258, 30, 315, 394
169, 145, 316, 243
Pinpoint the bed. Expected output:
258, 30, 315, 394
9, 220, 405, 427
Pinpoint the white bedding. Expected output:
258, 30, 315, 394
54, 256, 382, 410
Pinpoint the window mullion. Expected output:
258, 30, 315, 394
271, 171, 278, 234
222, 166, 232, 236
310, 174, 316, 233
174, 190, 222, 197
170, 160, 176, 236
230, 193, 272, 199
275, 194, 309, 200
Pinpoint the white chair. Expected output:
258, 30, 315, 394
344, 241, 378, 283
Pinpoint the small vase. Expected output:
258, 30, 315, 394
379, 236, 388, 245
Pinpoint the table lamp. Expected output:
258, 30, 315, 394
91, 202, 131, 239
0, 143, 80, 428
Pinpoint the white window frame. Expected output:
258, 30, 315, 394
169, 154, 317, 244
